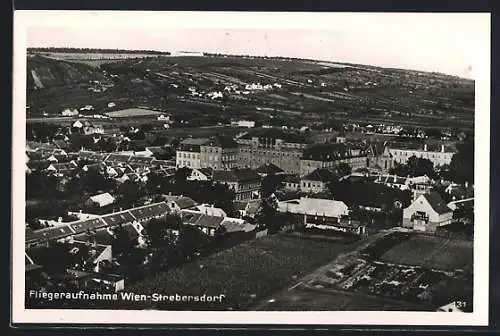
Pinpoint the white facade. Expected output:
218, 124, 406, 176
388, 146, 455, 167
176, 150, 201, 169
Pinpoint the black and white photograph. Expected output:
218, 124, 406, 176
12, 11, 490, 325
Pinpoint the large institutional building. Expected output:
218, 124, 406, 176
299, 142, 369, 176
176, 136, 238, 170
386, 142, 455, 167
236, 129, 308, 174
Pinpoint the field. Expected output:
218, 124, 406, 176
380, 234, 473, 271
105, 108, 162, 118
117, 234, 359, 310
257, 287, 429, 311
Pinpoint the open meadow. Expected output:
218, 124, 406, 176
380, 234, 473, 271
116, 234, 359, 310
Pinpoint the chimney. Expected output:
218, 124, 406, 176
424, 144, 428, 151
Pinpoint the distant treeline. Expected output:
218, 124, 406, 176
28, 47, 171, 55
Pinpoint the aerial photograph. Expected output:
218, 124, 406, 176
21, 13, 479, 313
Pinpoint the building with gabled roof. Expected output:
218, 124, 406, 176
300, 142, 369, 176
213, 168, 261, 201
88, 192, 116, 208
300, 168, 336, 193
402, 191, 453, 232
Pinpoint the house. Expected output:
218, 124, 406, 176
45, 161, 78, 175
387, 142, 455, 167
162, 195, 198, 213
180, 210, 225, 237
402, 192, 453, 232
277, 197, 358, 233
87, 193, 116, 208
187, 167, 213, 181
66, 269, 125, 292
231, 120, 255, 128
194, 204, 227, 217
61, 108, 79, 117
213, 168, 261, 201
66, 240, 112, 272
281, 174, 300, 191
300, 168, 336, 193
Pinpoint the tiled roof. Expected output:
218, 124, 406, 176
302, 143, 352, 161
213, 168, 261, 183
423, 192, 452, 215
256, 163, 284, 175
69, 218, 108, 234
281, 174, 300, 183
101, 211, 136, 226
301, 168, 337, 182
239, 128, 308, 144
26, 225, 75, 245
163, 195, 197, 209
129, 202, 170, 221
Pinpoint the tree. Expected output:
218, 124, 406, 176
174, 167, 192, 184
390, 155, 436, 178
449, 137, 474, 184
335, 163, 352, 177
118, 180, 144, 208
260, 173, 282, 197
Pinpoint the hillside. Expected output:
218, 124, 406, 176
24, 52, 475, 131
27, 55, 105, 91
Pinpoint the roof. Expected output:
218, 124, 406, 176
195, 205, 227, 217
278, 197, 348, 218
423, 192, 452, 215
129, 202, 170, 221
198, 167, 214, 177
282, 174, 300, 183
238, 128, 308, 144
180, 138, 210, 146
302, 143, 350, 161
256, 163, 284, 175
213, 168, 261, 183
101, 211, 136, 226
181, 210, 224, 229
73, 230, 115, 246
69, 218, 108, 234
204, 135, 238, 149
301, 168, 337, 182
26, 225, 75, 245
163, 195, 197, 209
106, 153, 132, 163
89, 192, 116, 207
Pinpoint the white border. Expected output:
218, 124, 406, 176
12, 11, 490, 326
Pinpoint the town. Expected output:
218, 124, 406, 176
24, 48, 474, 312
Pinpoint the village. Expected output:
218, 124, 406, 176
25, 117, 474, 311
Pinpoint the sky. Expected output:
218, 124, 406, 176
22, 12, 490, 79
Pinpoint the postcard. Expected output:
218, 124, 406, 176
12, 10, 490, 326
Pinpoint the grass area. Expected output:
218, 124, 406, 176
116, 234, 358, 310
105, 108, 162, 118
380, 234, 473, 271
258, 287, 429, 311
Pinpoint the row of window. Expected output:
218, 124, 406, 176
178, 152, 200, 159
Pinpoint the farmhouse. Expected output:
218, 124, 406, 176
402, 192, 453, 232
